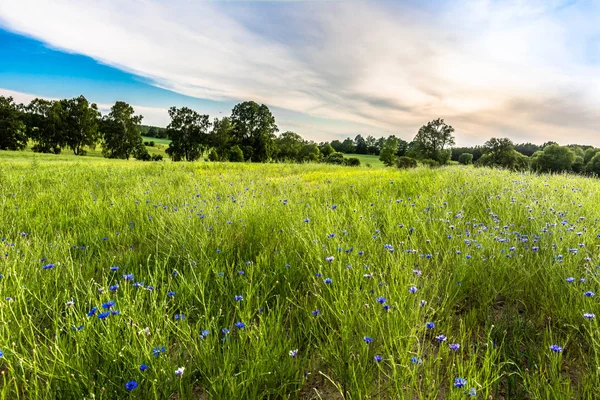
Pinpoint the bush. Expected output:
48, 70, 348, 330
395, 156, 417, 169
476, 149, 529, 171
151, 154, 163, 161
586, 153, 600, 175
530, 144, 575, 173
324, 152, 346, 165
458, 153, 473, 165
208, 149, 219, 162
345, 157, 361, 166
228, 145, 244, 162
420, 159, 438, 168
149, 141, 155, 147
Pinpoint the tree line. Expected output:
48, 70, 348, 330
0, 95, 160, 160
2, 93, 599, 174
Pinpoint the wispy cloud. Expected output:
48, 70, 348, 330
1, 0, 599, 145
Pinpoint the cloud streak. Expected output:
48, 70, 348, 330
1, 0, 599, 145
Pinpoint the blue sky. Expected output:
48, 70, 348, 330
1, 0, 599, 145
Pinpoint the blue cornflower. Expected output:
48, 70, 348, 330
200, 330, 210, 338
133, 282, 144, 288
566, 277, 575, 283
325, 256, 334, 262
331, 205, 337, 210
238, 270, 245, 275
376, 297, 386, 304
468, 388, 477, 397
102, 301, 115, 309
110, 266, 119, 271
289, 349, 298, 357
234, 295, 243, 301
221, 328, 230, 335
152, 346, 166, 357
125, 381, 138, 391
140, 364, 149, 372
174, 314, 185, 320
409, 356, 422, 364
0, 350, 4, 357
312, 309, 321, 316
324, 278, 332, 284
426, 322, 435, 329
363, 336, 373, 344
146, 286, 155, 291
408, 286, 418, 293
383, 304, 390, 311
109, 284, 119, 292
550, 344, 563, 353
72, 325, 84, 331
454, 378, 467, 388
449, 343, 461, 351
42, 263, 55, 270
167, 291, 175, 298
584, 313, 595, 319
123, 273, 134, 281
315, 273, 323, 277
374, 355, 382, 362
585, 291, 595, 297
435, 334, 447, 342
98, 311, 110, 320
111, 310, 120, 315
87, 307, 98, 317
235, 322, 245, 329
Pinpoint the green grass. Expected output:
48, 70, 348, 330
344, 154, 385, 168
141, 136, 171, 146
1, 153, 600, 398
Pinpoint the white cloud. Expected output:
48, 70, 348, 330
0, 87, 170, 126
1, 0, 600, 145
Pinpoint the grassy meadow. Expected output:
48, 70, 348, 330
2, 153, 600, 399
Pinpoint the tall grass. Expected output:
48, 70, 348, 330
0, 155, 599, 398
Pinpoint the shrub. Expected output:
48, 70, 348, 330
208, 149, 219, 162
586, 153, 600, 175
324, 152, 346, 165
530, 144, 575, 173
151, 154, 163, 161
420, 159, 438, 168
346, 157, 361, 166
458, 153, 473, 165
395, 156, 417, 169
228, 145, 244, 162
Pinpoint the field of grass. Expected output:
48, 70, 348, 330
2, 154, 600, 398
344, 154, 385, 168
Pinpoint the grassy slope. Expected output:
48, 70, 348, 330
0, 154, 599, 398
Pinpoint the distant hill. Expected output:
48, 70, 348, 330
139, 124, 168, 139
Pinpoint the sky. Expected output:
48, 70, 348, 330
1, 0, 599, 146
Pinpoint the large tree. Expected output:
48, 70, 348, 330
101, 101, 146, 160
230, 101, 278, 162
209, 117, 233, 161
61, 95, 101, 155
379, 135, 400, 166
354, 134, 368, 154
275, 131, 304, 161
531, 144, 575, 173
411, 118, 455, 164
0, 96, 27, 151
25, 98, 65, 154
166, 107, 211, 161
